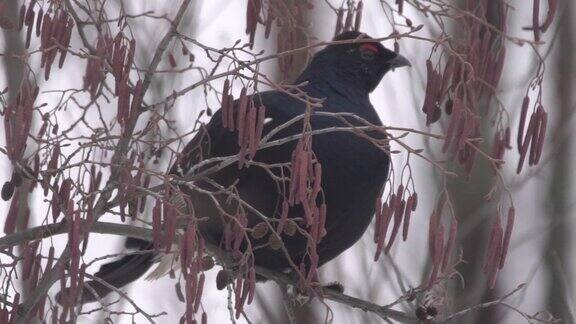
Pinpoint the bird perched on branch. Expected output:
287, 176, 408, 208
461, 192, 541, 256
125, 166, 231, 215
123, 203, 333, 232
72, 31, 410, 303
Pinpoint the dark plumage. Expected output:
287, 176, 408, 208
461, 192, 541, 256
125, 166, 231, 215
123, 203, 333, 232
74, 31, 410, 303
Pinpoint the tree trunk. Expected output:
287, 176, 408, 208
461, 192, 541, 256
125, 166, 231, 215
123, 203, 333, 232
544, 3, 575, 322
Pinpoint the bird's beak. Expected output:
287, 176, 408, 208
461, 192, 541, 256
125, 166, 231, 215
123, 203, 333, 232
388, 53, 411, 70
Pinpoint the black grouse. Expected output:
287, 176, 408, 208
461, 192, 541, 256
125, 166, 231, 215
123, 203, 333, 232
74, 31, 410, 302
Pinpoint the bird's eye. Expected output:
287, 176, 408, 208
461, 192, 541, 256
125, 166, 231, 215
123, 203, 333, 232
359, 44, 379, 60
360, 48, 376, 60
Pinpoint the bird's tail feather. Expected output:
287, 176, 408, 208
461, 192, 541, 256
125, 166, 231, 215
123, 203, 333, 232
145, 251, 179, 280
58, 238, 156, 304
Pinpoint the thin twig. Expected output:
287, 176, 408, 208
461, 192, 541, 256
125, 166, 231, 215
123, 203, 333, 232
1, 221, 415, 323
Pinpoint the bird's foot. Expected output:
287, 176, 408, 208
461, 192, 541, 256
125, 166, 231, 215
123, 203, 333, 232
285, 284, 312, 306
322, 281, 344, 294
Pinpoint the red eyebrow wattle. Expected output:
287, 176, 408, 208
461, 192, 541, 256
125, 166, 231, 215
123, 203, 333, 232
360, 43, 380, 53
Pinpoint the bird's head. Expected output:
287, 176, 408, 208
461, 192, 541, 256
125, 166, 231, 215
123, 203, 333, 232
308, 31, 411, 93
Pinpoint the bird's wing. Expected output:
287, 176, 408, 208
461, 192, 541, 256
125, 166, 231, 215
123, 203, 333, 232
171, 90, 304, 179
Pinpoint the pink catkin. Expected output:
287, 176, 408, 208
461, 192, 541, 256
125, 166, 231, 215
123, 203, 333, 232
247, 267, 256, 304
422, 60, 436, 118
386, 199, 405, 253
43, 14, 59, 80
117, 81, 129, 128
402, 196, 413, 241
139, 175, 151, 213
130, 80, 143, 119
58, 18, 73, 68
185, 275, 194, 323
311, 205, 324, 242
487, 219, 504, 288
223, 223, 232, 251
245, 0, 260, 46
48, 143, 60, 173
264, 5, 274, 38
240, 273, 250, 307
9, 293, 19, 322
517, 96, 530, 151
354, 1, 364, 31
3, 104, 14, 160
441, 56, 455, 96
186, 226, 197, 270
541, 0, 558, 32
35, 8, 43, 37
75, 264, 86, 301
18, 5, 25, 30
232, 218, 246, 253
428, 211, 440, 257
277, 200, 289, 233
453, 114, 472, 155
318, 203, 327, 240
517, 112, 538, 174
55, 12, 67, 45
112, 33, 124, 86
124, 39, 136, 76
22, 241, 39, 281
483, 216, 503, 275
27, 256, 40, 297
163, 203, 177, 253
255, 105, 266, 140
427, 225, 445, 288
221, 80, 230, 128
194, 273, 205, 312
168, 52, 177, 68
247, 103, 258, 159
237, 88, 249, 145
433, 226, 445, 269
234, 273, 244, 318
297, 151, 310, 207
311, 163, 322, 202
4, 190, 20, 235
69, 211, 81, 298
152, 200, 162, 250
35, 248, 53, 315
50, 306, 59, 324
492, 135, 504, 164
59, 267, 68, 312
334, 8, 344, 36
58, 179, 73, 206
287, 149, 301, 206
343, 6, 353, 32
499, 207, 515, 269
227, 95, 235, 131
535, 106, 547, 163
373, 197, 383, 243
505, 126, 512, 149
37, 247, 54, 316
491, 46, 507, 88
443, 103, 463, 153
29, 256, 43, 310
39, 14, 51, 64
24, 5, 34, 48
45, 246, 55, 276
381, 202, 393, 240
374, 203, 392, 261
529, 108, 542, 166
180, 234, 189, 274
441, 218, 458, 271
532, 0, 541, 42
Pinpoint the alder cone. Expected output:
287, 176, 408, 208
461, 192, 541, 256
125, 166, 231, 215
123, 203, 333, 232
216, 269, 231, 290
1, 181, 14, 201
